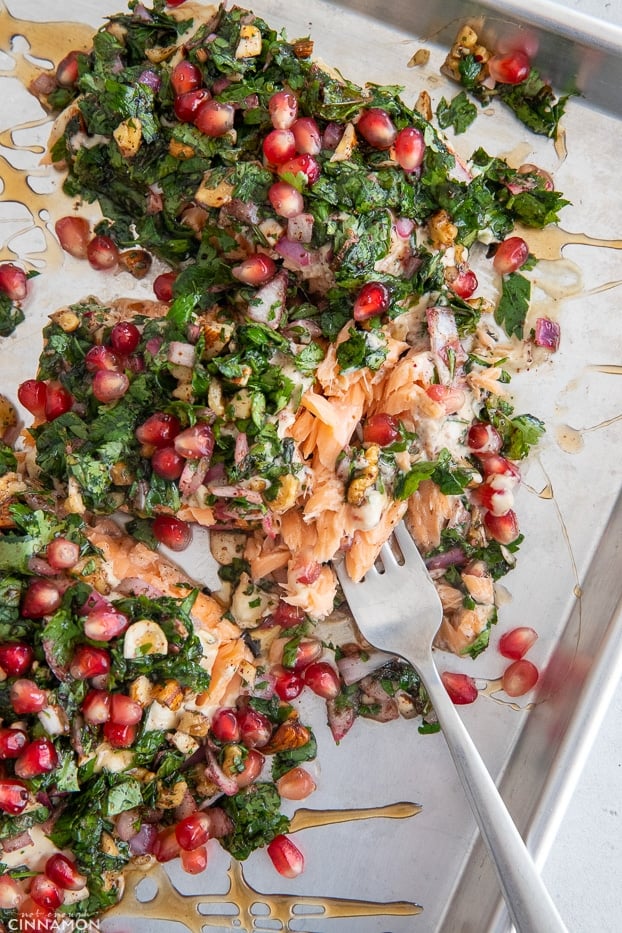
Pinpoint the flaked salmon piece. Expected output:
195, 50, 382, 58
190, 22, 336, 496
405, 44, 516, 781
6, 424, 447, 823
461, 570, 495, 605
302, 463, 345, 518
195, 638, 251, 709
298, 388, 366, 470
315, 323, 408, 400
177, 503, 216, 526
245, 534, 291, 580
406, 479, 456, 554
344, 500, 407, 582
436, 582, 465, 613
282, 561, 337, 619
280, 507, 318, 553
435, 604, 493, 654
467, 366, 510, 399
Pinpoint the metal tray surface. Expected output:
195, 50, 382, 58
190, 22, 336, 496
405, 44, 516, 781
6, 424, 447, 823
1, 1, 621, 930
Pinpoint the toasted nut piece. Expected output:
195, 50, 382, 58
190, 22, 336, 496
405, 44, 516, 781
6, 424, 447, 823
195, 173, 234, 208
414, 90, 433, 121
207, 378, 225, 416
408, 48, 430, 68
330, 122, 357, 163
263, 720, 311, 755
347, 445, 380, 507
0, 395, 16, 442
235, 24, 263, 59
428, 209, 458, 248
100, 832, 120, 856
170, 731, 199, 756
151, 679, 184, 711
200, 318, 234, 359
269, 474, 300, 513
49, 309, 80, 332
227, 388, 253, 419
292, 37, 313, 58
221, 743, 246, 778
129, 676, 154, 707
156, 779, 188, 810
169, 138, 195, 160
113, 118, 142, 158
110, 461, 134, 486
145, 44, 177, 63
228, 365, 253, 388
177, 711, 210, 738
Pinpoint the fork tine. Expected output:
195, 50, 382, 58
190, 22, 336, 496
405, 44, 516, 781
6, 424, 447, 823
392, 521, 422, 563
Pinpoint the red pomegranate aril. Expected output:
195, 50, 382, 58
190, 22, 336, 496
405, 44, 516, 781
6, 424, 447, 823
292, 116, 322, 154
92, 369, 130, 403
233, 748, 265, 788
449, 268, 478, 299
173, 423, 215, 460
356, 107, 397, 150
171, 60, 202, 96
479, 453, 520, 482
87, 235, 119, 271
268, 90, 298, 129
136, 412, 181, 447
278, 154, 320, 186
18, 379, 47, 418
232, 253, 276, 286
291, 638, 323, 672
155, 825, 181, 863
0, 727, 29, 759
14, 738, 59, 779
46, 537, 80, 570
394, 126, 425, 172
10, 679, 47, 715
54, 216, 91, 259
110, 693, 143, 727
322, 121, 344, 149
151, 445, 184, 481
0, 642, 34, 677
194, 100, 235, 137
69, 645, 110, 679
167, 0, 188, 5
180, 845, 208, 875
0, 779, 29, 814
484, 508, 520, 544
153, 514, 192, 551
174, 87, 211, 123
273, 666, 304, 701
276, 766, 316, 801
21, 579, 62, 618
272, 601, 305, 629
211, 707, 241, 743
492, 236, 530, 275
55, 49, 81, 86
0, 876, 23, 909
109, 320, 141, 354
425, 384, 466, 415
85, 345, 121, 373
499, 627, 539, 661
82, 688, 113, 724
502, 659, 539, 697
302, 661, 340, 699
268, 181, 304, 218
44, 853, 87, 892
83, 606, 129, 641
466, 422, 503, 454
44, 382, 73, 421
0, 263, 28, 301
353, 281, 390, 321
103, 721, 137, 748
18, 898, 56, 932
472, 476, 514, 516
362, 412, 400, 446
267, 834, 304, 879
237, 708, 272, 749
441, 671, 479, 705
29, 876, 63, 913
153, 271, 177, 302
262, 128, 296, 165
488, 50, 531, 85
175, 812, 211, 851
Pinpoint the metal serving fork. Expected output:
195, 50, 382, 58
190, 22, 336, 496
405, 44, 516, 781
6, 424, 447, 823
335, 522, 567, 933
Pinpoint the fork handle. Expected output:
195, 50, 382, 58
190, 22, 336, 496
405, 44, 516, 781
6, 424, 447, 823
422, 662, 567, 933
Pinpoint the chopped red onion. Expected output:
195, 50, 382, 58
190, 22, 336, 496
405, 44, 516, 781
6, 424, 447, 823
534, 317, 560, 351
138, 69, 162, 93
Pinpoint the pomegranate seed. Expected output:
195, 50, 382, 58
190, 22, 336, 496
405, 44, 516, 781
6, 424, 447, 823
291, 116, 321, 154
85, 345, 121, 373
268, 181, 304, 218
483, 508, 520, 544
479, 453, 520, 482
441, 671, 478, 705
268, 90, 298, 129
44, 853, 87, 891
153, 514, 192, 551
499, 627, 538, 660
276, 766, 316, 801
278, 154, 320, 186
136, 412, 181, 447
171, 60, 202, 96
262, 128, 296, 165
110, 693, 143, 726
194, 100, 235, 137
488, 50, 531, 85
44, 381, 73, 421
10, 679, 47, 715
175, 812, 211, 851
362, 413, 399, 446
394, 126, 425, 172
302, 661, 341, 699
92, 369, 130, 403
153, 271, 177, 301
180, 845, 208, 875
174, 87, 211, 122
151, 445, 185, 480
46, 537, 80, 570
0, 262, 28, 300
231, 254, 277, 286
472, 476, 514, 516
294, 560, 321, 585
29, 876, 62, 912
54, 216, 90, 259
273, 666, 304, 701
236, 708, 272, 749
466, 422, 503, 454
154, 826, 182, 863
211, 707, 241, 743
103, 721, 137, 748
14, 738, 59, 778
83, 605, 129, 641
449, 268, 478, 298
353, 281, 390, 321
492, 236, 530, 275
21, 579, 62, 618
356, 108, 397, 150
0, 876, 24, 909
173, 423, 215, 460
167, 0, 188, 5
18, 898, 56, 932
425, 384, 466, 415
0, 727, 29, 759
232, 748, 265, 788
502, 659, 539, 697
17, 379, 47, 418
87, 235, 119, 271
81, 689, 111, 724
0, 642, 34, 676
109, 320, 141, 354
69, 645, 111, 679
0, 779, 29, 814
55, 50, 81, 87
290, 638, 323, 672
272, 601, 305, 629
267, 834, 304, 879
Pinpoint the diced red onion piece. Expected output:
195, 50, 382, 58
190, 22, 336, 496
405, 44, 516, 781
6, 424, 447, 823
534, 317, 560, 351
